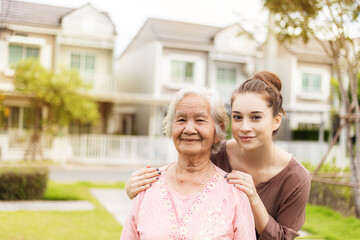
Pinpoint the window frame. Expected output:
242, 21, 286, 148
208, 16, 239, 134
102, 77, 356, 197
297, 67, 330, 100
69, 52, 96, 85
8, 44, 40, 68
163, 54, 205, 89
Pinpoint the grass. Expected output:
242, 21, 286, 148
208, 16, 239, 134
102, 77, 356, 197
2, 180, 360, 240
301, 204, 360, 240
0, 181, 124, 240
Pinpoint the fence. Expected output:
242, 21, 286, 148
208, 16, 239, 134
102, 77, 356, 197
1, 132, 344, 166
67, 135, 178, 166
67, 135, 341, 166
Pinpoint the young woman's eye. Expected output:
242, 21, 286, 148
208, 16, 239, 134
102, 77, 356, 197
232, 115, 242, 120
252, 115, 261, 120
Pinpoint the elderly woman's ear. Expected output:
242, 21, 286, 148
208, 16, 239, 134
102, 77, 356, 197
214, 123, 225, 144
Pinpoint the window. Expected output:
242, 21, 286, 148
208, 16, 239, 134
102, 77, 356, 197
70, 53, 96, 85
217, 67, 236, 84
216, 67, 237, 102
170, 60, 194, 84
302, 73, 321, 93
6, 106, 37, 130
8, 44, 39, 67
69, 122, 91, 134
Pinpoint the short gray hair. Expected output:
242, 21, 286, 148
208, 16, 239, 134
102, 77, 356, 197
163, 87, 229, 153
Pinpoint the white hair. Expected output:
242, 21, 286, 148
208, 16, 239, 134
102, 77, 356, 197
163, 87, 229, 153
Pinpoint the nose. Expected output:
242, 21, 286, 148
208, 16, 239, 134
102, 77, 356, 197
240, 118, 251, 132
183, 120, 197, 135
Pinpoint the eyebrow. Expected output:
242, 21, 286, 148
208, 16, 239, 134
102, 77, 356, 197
175, 111, 208, 117
232, 111, 264, 114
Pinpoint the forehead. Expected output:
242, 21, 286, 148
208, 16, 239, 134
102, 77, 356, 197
175, 94, 211, 115
232, 93, 269, 112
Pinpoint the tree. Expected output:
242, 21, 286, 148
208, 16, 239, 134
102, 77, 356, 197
262, 0, 360, 217
0, 93, 9, 130
14, 58, 99, 161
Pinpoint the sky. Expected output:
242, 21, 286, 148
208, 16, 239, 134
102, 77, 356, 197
19, 0, 268, 55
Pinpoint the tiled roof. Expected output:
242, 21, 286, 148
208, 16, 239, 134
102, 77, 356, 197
1, 0, 74, 28
146, 18, 222, 45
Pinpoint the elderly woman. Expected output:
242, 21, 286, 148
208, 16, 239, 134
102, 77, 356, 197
120, 87, 255, 240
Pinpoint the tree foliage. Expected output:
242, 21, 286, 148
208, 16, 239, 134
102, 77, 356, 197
13, 58, 99, 160
263, 0, 360, 217
14, 58, 99, 131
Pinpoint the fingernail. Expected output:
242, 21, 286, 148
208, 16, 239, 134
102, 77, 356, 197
224, 174, 228, 178
158, 171, 161, 175
156, 176, 159, 180
227, 179, 229, 182
156, 168, 159, 171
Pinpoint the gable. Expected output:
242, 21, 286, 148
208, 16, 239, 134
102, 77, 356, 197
214, 24, 258, 56
61, 4, 115, 38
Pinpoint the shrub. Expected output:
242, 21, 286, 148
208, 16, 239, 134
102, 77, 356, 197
303, 161, 354, 216
309, 182, 354, 216
292, 128, 330, 141
0, 167, 48, 200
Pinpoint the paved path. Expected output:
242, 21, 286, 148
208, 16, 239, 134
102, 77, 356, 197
0, 189, 131, 225
0, 200, 94, 211
90, 188, 131, 225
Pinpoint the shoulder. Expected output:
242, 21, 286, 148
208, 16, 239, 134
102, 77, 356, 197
279, 158, 311, 196
214, 165, 249, 201
287, 158, 311, 183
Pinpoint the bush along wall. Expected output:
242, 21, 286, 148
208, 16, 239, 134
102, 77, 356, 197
0, 167, 48, 200
309, 181, 355, 216
292, 129, 330, 141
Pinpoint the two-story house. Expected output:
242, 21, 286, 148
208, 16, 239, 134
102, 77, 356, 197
0, 0, 117, 135
261, 37, 332, 140
116, 18, 259, 136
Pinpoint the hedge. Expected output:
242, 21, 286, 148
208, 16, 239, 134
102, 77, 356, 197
292, 129, 330, 141
0, 167, 48, 200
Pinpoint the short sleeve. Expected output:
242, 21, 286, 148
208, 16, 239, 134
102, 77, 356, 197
233, 191, 257, 240
119, 192, 144, 240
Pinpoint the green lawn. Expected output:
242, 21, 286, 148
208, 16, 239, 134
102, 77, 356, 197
0, 181, 124, 240
1, 181, 360, 240
301, 204, 360, 240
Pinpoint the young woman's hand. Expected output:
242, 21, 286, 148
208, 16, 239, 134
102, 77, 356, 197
225, 170, 261, 205
125, 166, 161, 199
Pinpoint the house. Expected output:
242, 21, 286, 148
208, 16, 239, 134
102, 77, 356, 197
0, 0, 117, 135
116, 18, 259, 136
261, 37, 333, 140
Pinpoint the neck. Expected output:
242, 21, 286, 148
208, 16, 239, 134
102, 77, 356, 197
172, 155, 213, 195
241, 141, 276, 168
177, 154, 211, 173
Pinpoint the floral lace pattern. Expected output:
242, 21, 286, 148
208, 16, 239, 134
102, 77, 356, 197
160, 171, 221, 240
120, 164, 256, 240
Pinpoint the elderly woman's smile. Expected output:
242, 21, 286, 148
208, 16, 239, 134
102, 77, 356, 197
172, 94, 217, 158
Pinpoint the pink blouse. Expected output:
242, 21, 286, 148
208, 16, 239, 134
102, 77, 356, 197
120, 164, 256, 240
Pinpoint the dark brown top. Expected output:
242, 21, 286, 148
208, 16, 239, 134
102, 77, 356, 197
211, 142, 311, 240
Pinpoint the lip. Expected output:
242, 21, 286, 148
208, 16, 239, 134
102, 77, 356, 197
181, 139, 201, 142
239, 136, 255, 141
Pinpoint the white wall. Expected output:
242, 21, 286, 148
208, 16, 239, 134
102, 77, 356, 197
116, 41, 159, 94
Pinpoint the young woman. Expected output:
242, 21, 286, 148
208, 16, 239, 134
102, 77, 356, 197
125, 71, 311, 240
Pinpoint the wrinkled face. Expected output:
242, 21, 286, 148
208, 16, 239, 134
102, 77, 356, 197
231, 93, 281, 150
172, 94, 218, 158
